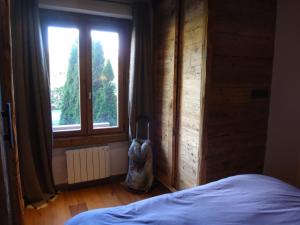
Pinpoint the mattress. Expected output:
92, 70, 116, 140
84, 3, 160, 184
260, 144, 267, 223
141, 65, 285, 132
65, 174, 300, 225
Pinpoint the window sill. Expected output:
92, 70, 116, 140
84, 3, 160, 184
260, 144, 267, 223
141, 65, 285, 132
53, 122, 112, 132
53, 132, 128, 148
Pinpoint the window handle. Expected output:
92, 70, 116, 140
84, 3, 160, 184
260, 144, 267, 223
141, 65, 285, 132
89, 92, 92, 100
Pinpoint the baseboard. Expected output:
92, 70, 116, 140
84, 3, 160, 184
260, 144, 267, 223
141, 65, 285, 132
155, 177, 177, 193
55, 174, 126, 191
153, 179, 174, 193
55, 174, 175, 195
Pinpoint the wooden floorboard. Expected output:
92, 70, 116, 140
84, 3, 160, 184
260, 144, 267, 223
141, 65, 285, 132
23, 182, 166, 225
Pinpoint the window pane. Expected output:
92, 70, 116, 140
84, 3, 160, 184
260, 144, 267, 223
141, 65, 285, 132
48, 26, 81, 132
91, 30, 119, 129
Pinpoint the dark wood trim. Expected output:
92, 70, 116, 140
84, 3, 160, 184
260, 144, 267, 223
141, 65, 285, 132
40, 9, 131, 145
86, 18, 130, 136
79, 23, 89, 136
85, 22, 93, 136
171, 0, 182, 188
155, 179, 175, 193
156, 176, 177, 192
40, 15, 87, 138
40, 9, 131, 33
198, 0, 209, 185
0, 0, 24, 224
53, 132, 128, 148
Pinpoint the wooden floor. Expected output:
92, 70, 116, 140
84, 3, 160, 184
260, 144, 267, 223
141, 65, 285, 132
24, 182, 166, 225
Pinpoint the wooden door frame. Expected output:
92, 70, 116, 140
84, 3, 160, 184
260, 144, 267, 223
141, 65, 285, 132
0, 0, 24, 224
172, 0, 182, 189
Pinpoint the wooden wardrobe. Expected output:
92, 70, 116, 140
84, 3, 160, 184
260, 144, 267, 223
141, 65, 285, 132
153, 0, 277, 190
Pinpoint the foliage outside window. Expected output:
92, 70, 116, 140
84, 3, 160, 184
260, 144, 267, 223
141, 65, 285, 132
42, 10, 128, 141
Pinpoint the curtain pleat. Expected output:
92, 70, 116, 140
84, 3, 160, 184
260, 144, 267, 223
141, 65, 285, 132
10, 0, 56, 207
128, 3, 154, 140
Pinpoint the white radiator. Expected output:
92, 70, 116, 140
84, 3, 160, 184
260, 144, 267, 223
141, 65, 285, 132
66, 146, 110, 184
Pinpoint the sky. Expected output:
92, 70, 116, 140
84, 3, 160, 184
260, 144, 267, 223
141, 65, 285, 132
48, 26, 119, 90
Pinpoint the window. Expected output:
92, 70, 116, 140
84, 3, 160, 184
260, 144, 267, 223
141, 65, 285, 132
91, 30, 119, 129
41, 10, 130, 146
48, 27, 81, 132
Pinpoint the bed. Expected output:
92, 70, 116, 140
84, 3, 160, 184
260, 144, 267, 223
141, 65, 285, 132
66, 174, 300, 225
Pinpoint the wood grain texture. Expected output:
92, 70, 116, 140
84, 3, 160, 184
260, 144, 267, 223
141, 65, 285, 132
175, 0, 207, 189
153, 0, 178, 187
153, 0, 208, 190
53, 132, 128, 148
23, 182, 166, 225
154, 0, 276, 188
69, 202, 88, 217
201, 0, 277, 183
0, 0, 24, 223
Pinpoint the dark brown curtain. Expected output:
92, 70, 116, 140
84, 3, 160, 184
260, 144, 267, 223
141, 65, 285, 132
128, 3, 154, 140
10, 0, 56, 207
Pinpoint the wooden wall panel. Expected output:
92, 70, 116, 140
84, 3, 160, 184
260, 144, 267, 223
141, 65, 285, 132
153, 0, 276, 189
176, 0, 207, 189
153, 0, 177, 187
154, 0, 208, 189
202, 0, 277, 183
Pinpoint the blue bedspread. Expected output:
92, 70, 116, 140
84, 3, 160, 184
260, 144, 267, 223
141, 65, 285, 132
66, 175, 300, 225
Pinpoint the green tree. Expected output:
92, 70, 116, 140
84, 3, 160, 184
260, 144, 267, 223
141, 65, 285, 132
58, 40, 117, 127
102, 59, 114, 81
92, 41, 105, 91
93, 60, 117, 126
51, 86, 64, 110
59, 43, 80, 125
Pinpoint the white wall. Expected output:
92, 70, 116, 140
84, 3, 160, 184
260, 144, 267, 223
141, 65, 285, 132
53, 142, 129, 185
264, 0, 300, 187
